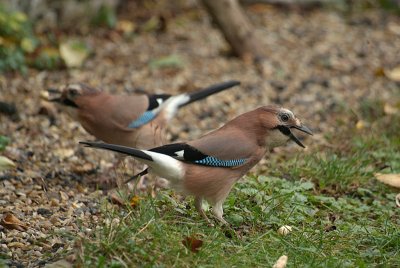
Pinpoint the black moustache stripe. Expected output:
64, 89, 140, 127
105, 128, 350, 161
275, 125, 291, 136
62, 99, 79, 108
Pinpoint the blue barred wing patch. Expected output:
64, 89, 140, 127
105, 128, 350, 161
128, 111, 156, 128
194, 156, 246, 167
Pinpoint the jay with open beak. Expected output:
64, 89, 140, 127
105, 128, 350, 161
47, 80, 240, 149
80, 105, 313, 225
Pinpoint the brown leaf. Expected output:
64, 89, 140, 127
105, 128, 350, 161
109, 193, 124, 206
76, 184, 87, 193
72, 162, 95, 175
1, 213, 28, 231
375, 173, 400, 188
130, 195, 141, 208
182, 235, 203, 253
374, 67, 385, 77
324, 225, 337, 232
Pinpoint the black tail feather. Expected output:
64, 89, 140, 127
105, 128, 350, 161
79, 141, 153, 161
179, 80, 240, 108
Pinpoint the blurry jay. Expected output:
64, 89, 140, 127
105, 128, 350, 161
47, 80, 240, 149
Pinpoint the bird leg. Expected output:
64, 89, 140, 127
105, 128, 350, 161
212, 201, 228, 225
195, 197, 213, 226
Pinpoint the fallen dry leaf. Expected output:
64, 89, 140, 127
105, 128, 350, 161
277, 225, 292, 236
72, 162, 95, 174
54, 148, 75, 159
0, 155, 15, 171
375, 173, 400, 188
386, 66, 400, 82
116, 20, 136, 35
8, 242, 26, 249
273, 255, 288, 268
59, 40, 90, 68
76, 184, 87, 193
1, 213, 28, 231
374, 67, 386, 77
130, 195, 141, 208
396, 193, 400, 208
383, 103, 399, 115
109, 193, 125, 206
355, 120, 366, 130
182, 235, 203, 253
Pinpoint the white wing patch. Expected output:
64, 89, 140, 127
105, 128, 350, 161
174, 150, 185, 159
143, 150, 185, 182
163, 94, 190, 121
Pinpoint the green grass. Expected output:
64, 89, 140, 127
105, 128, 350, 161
72, 101, 400, 267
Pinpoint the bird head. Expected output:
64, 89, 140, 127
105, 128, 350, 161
260, 106, 313, 148
46, 83, 99, 108
45, 83, 100, 119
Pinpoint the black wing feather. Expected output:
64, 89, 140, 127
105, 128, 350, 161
147, 94, 171, 110
149, 143, 247, 167
150, 143, 207, 161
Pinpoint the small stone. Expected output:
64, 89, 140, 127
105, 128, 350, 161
59, 191, 69, 201
49, 216, 58, 225
41, 221, 52, 229
50, 198, 59, 206
33, 250, 42, 257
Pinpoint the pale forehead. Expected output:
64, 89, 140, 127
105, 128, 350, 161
280, 108, 294, 117
65, 84, 82, 91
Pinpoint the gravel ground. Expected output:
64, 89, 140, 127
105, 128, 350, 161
1, 4, 399, 267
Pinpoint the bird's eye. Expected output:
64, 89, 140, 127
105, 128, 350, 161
280, 113, 290, 122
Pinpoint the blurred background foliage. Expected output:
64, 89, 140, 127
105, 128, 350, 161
0, 0, 399, 75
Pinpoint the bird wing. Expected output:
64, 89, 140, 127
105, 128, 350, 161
150, 127, 256, 168
94, 94, 149, 130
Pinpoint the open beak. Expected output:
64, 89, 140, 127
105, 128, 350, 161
45, 88, 78, 108
46, 88, 63, 102
288, 124, 313, 148
292, 125, 313, 136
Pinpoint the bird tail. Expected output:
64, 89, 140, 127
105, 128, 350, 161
79, 141, 153, 161
178, 80, 240, 108
80, 141, 184, 181
161, 80, 240, 121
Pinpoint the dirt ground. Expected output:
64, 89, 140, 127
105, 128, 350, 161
1, 4, 399, 267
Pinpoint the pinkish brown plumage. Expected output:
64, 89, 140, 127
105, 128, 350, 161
47, 81, 240, 189
47, 81, 240, 149
80, 105, 313, 225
